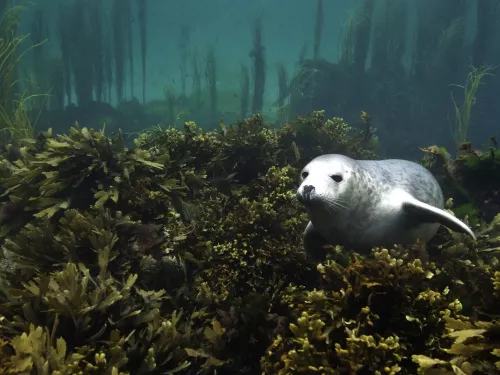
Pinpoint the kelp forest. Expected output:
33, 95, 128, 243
1, 0, 500, 157
2, 0, 500, 374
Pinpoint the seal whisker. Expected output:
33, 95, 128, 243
332, 199, 350, 210
324, 200, 347, 215
323, 204, 338, 216
324, 197, 350, 211
330, 203, 348, 212
326, 202, 343, 212
331, 197, 350, 206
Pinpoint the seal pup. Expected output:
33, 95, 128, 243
296, 154, 476, 262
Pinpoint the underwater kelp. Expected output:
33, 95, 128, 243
0, 263, 221, 374
0, 124, 207, 238
421, 142, 500, 224
0, 111, 373, 373
278, 110, 378, 165
260, 204, 500, 374
0, 110, 499, 373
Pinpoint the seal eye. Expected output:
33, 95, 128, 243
301, 171, 309, 179
331, 174, 343, 183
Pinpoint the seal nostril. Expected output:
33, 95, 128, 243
303, 185, 315, 195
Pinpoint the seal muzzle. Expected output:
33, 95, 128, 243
298, 184, 315, 202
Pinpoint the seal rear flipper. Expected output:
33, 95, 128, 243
402, 194, 476, 240
303, 221, 330, 263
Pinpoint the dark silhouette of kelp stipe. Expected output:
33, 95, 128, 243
0, 110, 498, 374
3, 0, 500, 161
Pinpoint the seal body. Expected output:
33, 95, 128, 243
296, 154, 475, 261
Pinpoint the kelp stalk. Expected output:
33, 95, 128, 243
124, 0, 134, 98
191, 50, 202, 115
250, 14, 265, 114
239, 64, 250, 119
112, 0, 126, 103
179, 24, 191, 97
205, 45, 217, 124
67, 1, 94, 105
58, 4, 72, 106
90, 0, 104, 102
274, 62, 289, 126
138, 0, 147, 103
313, 0, 323, 60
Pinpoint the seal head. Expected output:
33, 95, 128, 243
297, 154, 476, 262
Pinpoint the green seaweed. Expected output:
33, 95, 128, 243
420, 142, 500, 225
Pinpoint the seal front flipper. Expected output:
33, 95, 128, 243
303, 221, 331, 262
400, 191, 476, 240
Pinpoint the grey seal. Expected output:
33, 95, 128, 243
296, 154, 476, 262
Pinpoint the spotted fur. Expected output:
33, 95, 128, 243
296, 154, 474, 261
